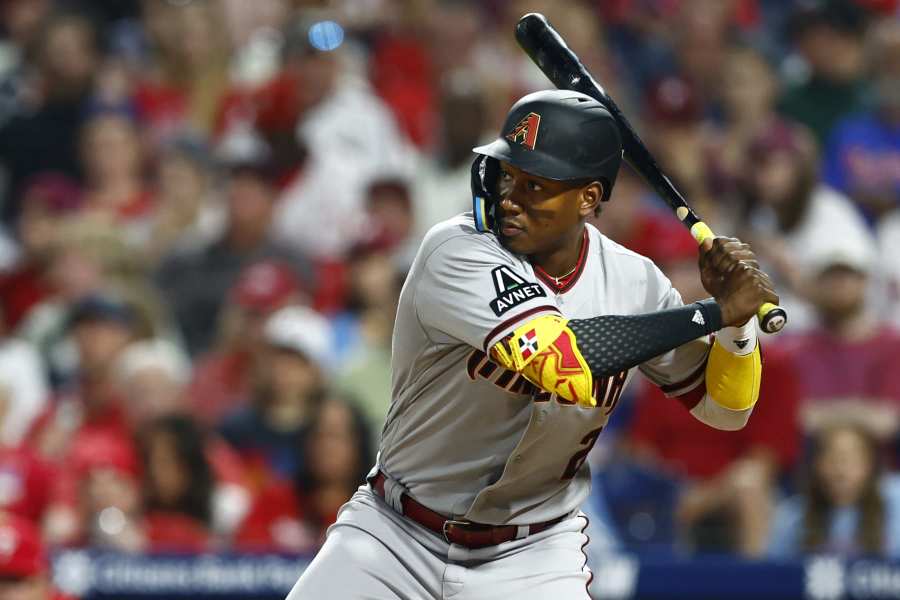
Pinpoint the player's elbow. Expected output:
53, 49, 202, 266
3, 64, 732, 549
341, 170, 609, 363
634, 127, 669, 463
691, 396, 753, 431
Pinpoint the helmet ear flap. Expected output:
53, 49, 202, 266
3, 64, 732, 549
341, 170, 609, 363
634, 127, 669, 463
471, 155, 501, 233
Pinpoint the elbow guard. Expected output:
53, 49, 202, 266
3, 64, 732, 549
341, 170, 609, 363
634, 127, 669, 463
490, 314, 595, 407
705, 333, 762, 412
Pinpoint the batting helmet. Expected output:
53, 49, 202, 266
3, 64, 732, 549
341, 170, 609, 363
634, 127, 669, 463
471, 89, 623, 233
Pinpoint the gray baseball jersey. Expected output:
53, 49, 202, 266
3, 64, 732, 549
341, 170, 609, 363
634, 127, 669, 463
377, 212, 710, 525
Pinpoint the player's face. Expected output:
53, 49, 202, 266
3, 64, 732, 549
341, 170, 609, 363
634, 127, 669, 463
495, 162, 598, 256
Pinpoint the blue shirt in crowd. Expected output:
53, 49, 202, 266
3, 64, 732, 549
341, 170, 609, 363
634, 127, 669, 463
822, 113, 900, 221
768, 475, 900, 560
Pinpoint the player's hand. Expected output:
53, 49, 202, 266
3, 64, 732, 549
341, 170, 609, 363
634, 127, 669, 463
698, 237, 779, 327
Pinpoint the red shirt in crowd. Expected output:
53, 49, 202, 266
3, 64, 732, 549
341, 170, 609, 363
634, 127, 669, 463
189, 351, 253, 427
27, 391, 135, 505
629, 345, 802, 479
0, 445, 56, 524
0, 264, 51, 330
144, 512, 211, 553
780, 325, 900, 406
235, 482, 338, 553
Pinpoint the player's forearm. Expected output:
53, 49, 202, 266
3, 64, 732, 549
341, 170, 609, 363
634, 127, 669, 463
567, 299, 722, 378
489, 301, 723, 407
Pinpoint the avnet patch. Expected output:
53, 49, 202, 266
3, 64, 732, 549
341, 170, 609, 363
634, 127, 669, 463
489, 283, 547, 316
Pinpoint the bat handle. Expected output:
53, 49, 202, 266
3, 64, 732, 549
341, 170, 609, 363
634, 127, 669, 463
689, 221, 788, 334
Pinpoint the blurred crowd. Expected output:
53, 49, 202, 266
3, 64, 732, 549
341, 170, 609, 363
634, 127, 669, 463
0, 0, 898, 594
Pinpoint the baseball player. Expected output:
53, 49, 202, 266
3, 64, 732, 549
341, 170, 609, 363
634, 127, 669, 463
288, 90, 778, 599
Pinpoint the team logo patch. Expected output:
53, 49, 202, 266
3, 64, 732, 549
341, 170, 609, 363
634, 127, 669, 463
489, 266, 547, 316
505, 112, 541, 150
518, 329, 539, 360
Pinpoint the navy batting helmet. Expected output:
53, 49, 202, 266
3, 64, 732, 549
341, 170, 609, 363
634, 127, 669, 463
471, 89, 623, 233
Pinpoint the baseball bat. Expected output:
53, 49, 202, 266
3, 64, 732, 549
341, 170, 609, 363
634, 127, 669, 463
515, 13, 787, 334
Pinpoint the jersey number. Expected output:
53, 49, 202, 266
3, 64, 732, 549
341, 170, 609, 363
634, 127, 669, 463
561, 427, 603, 480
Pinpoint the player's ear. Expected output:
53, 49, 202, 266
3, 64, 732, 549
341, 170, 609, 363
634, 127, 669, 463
578, 181, 603, 218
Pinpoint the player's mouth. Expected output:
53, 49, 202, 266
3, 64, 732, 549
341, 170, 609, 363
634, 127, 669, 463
500, 219, 524, 237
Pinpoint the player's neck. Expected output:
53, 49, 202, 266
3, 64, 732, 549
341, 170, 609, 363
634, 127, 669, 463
530, 227, 587, 279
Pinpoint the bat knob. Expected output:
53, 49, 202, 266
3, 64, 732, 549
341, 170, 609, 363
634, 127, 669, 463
758, 303, 787, 334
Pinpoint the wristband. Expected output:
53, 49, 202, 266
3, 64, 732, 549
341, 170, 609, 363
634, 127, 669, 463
715, 318, 757, 356
694, 299, 723, 335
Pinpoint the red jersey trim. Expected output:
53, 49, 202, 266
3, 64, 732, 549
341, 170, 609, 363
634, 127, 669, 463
533, 230, 590, 294
660, 355, 709, 397
580, 514, 594, 599
483, 305, 561, 351
674, 381, 707, 411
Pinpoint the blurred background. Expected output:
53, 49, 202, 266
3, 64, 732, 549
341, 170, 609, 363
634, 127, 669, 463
0, 0, 898, 598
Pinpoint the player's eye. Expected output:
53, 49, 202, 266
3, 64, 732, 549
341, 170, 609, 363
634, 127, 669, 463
499, 169, 512, 182
527, 180, 542, 192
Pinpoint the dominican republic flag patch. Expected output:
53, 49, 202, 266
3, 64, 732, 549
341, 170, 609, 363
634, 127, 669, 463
518, 329, 539, 360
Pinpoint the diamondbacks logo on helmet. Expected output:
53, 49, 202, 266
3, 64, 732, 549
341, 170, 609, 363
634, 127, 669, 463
505, 112, 541, 150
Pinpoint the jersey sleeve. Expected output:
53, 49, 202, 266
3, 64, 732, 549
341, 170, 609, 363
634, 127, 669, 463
637, 269, 711, 395
414, 234, 559, 350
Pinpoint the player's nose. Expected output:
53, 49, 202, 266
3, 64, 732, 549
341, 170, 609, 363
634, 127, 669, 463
499, 187, 523, 214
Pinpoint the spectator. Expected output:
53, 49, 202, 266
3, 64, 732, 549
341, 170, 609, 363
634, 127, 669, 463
779, 0, 870, 145
113, 339, 252, 539
146, 135, 225, 264
78, 109, 154, 247
28, 293, 138, 465
141, 415, 214, 552
412, 74, 489, 236
822, 19, 900, 222
219, 306, 333, 484
330, 245, 403, 366
27, 295, 149, 545
361, 177, 416, 263
335, 244, 406, 444
367, 3, 436, 148
190, 259, 306, 426
135, 0, 231, 137
269, 14, 412, 261
235, 395, 372, 552
781, 232, 900, 438
642, 74, 726, 229
710, 46, 785, 199
66, 432, 144, 552
0, 0, 53, 124
768, 421, 900, 559
16, 216, 168, 385
740, 120, 873, 330
0, 514, 63, 600
114, 338, 190, 427
671, 0, 732, 110
156, 135, 312, 355
282, 14, 410, 179
0, 10, 99, 222
0, 174, 82, 332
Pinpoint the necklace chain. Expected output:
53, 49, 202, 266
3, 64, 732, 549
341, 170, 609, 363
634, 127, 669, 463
549, 264, 578, 286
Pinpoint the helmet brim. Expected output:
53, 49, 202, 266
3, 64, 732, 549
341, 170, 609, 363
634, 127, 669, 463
472, 138, 593, 182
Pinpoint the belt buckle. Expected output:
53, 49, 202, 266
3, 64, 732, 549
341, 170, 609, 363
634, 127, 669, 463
442, 519, 470, 543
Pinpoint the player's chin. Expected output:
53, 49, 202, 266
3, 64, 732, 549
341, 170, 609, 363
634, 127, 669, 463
498, 229, 535, 254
